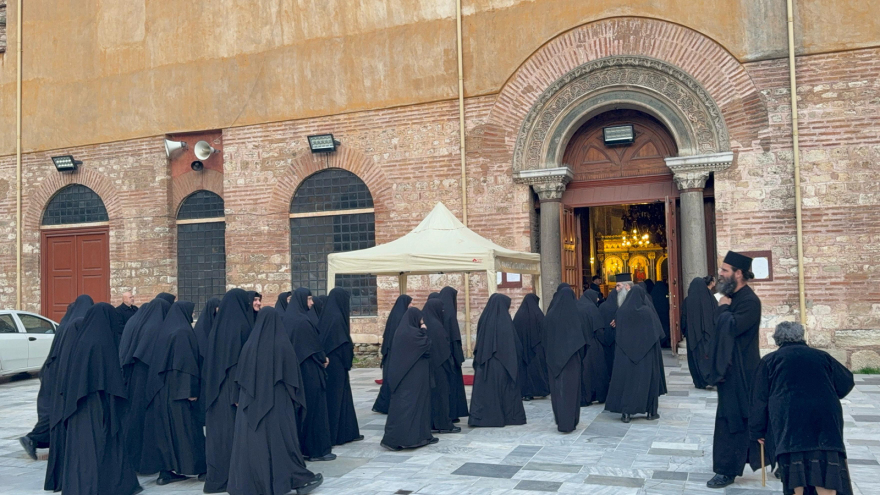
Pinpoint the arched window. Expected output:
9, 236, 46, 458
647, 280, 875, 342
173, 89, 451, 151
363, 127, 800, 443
177, 191, 226, 310
290, 169, 377, 316
42, 184, 109, 226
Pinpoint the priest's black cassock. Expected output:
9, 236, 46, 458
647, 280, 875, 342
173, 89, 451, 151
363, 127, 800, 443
283, 288, 333, 460
682, 278, 717, 389
140, 301, 206, 480
381, 308, 436, 450
597, 289, 618, 378
276, 291, 291, 312
652, 281, 671, 347
579, 289, 610, 405
544, 287, 587, 433
468, 293, 526, 427
373, 294, 413, 414
203, 288, 255, 493
23, 294, 93, 455
116, 302, 138, 325
439, 286, 469, 420
513, 294, 550, 399
228, 307, 323, 495
423, 298, 456, 432
50, 303, 141, 495
318, 288, 362, 445
118, 295, 172, 470
604, 285, 667, 420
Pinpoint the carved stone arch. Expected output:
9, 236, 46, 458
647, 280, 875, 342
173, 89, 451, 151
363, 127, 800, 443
171, 169, 225, 217
25, 167, 123, 233
513, 56, 731, 173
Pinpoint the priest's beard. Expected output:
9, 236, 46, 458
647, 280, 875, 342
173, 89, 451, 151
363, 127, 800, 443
717, 275, 737, 297
617, 287, 629, 308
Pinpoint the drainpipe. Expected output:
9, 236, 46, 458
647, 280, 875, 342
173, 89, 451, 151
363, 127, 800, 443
15, 0, 23, 311
786, 0, 807, 325
455, 0, 472, 357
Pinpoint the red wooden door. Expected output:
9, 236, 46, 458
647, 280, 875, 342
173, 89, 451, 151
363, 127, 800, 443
42, 228, 110, 321
665, 197, 682, 352
560, 207, 582, 296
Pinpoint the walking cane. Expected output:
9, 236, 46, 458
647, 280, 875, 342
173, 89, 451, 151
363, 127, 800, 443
760, 441, 766, 487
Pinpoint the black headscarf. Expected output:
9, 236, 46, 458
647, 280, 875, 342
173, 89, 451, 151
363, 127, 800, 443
438, 287, 464, 364
157, 292, 176, 304
319, 288, 352, 356
309, 294, 326, 327
283, 287, 324, 365
427, 292, 440, 300
387, 308, 430, 393
578, 290, 605, 335
235, 307, 305, 430
685, 277, 718, 378
57, 303, 127, 428
474, 293, 518, 382
119, 297, 172, 368
652, 281, 670, 317
615, 285, 664, 362
194, 297, 221, 360
44, 295, 94, 374
543, 287, 587, 377
597, 289, 618, 347
276, 292, 291, 312
145, 301, 195, 402
644, 279, 655, 294
513, 294, 543, 366
422, 298, 450, 368
381, 295, 413, 365
204, 288, 255, 408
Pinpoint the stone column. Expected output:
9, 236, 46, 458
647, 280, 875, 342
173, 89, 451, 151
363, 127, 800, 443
665, 152, 734, 287
514, 167, 572, 311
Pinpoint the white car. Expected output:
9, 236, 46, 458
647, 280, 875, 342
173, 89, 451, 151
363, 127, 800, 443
0, 311, 58, 377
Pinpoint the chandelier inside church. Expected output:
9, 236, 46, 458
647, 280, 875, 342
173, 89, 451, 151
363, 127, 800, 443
620, 203, 667, 249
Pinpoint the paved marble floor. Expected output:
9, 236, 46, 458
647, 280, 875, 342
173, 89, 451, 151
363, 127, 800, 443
1, 355, 879, 495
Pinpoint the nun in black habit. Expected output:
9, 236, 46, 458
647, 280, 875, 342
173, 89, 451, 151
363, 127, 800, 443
275, 291, 291, 312
543, 287, 587, 433
228, 307, 324, 495
469, 293, 526, 427
51, 303, 141, 495
682, 277, 717, 389
203, 288, 256, 493
140, 301, 206, 484
318, 287, 363, 445
373, 294, 413, 414
597, 289, 618, 379
118, 295, 172, 470
513, 293, 550, 400
20, 294, 93, 460
423, 298, 460, 433
651, 281, 671, 347
381, 308, 437, 451
579, 289, 610, 405
308, 293, 324, 327
283, 288, 335, 461
604, 281, 667, 423
157, 292, 177, 304
439, 286, 469, 421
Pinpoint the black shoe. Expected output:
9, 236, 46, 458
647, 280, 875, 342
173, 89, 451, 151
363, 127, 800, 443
429, 437, 440, 444
157, 471, 188, 486
451, 418, 460, 423
306, 453, 337, 461
352, 435, 365, 442
706, 474, 735, 488
647, 412, 661, 420
197, 473, 206, 482
132, 486, 144, 495
432, 426, 462, 434
381, 442, 403, 452
522, 396, 533, 401
295, 473, 323, 495
621, 414, 631, 424
19, 436, 37, 460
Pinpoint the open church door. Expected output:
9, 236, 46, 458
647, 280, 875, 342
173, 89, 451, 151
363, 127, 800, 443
664, 196, 682, 352
560, 207, 582, 296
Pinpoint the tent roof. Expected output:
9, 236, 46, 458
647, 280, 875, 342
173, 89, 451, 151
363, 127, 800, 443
327, 202, 540, 277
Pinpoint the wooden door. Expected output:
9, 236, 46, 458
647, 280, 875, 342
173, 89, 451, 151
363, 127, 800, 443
561, 207, 582, 296
665, 197, 682, 353
41, 228, 110, 321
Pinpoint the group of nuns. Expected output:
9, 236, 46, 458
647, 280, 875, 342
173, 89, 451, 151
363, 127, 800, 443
27, 286, 368, 495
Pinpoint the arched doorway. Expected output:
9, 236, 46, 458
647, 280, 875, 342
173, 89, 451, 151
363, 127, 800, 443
40, 185, 111, 321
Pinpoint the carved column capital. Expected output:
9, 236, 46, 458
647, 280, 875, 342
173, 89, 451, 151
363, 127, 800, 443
673, 170, 711, 191
665, 152, 734, 191
513, 167, 573, 201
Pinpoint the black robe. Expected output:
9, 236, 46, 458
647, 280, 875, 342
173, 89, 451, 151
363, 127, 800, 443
468, 294, 526, 427
544, 287, 587, 433
682, 278, 717, 389
579, 290, 610, 405
605, 286, 667, 416
750, 342, 854, 495
117, 296, 172, 470
29, 294, 94, 449
116, 303, 138, 325
440, 286, 469, 420
709, 284, 765, 477
140, 301, 205, 476
49, 303, 140, 495
318, 288, 362, 445
308, 294, 323, 327
275, 291, 291, 312
382, 308, 435, 449
423, 299, 455, 432
652, 281, 671, 347
597, 289, 618, 378
283, 288, 332, 459
513, 294, 550, 399
203, 288, 255, 493
373, 294, 413, 414
228, 307, 318, 495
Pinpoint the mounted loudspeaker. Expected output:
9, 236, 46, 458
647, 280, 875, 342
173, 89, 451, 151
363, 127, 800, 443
194, 140, 221, 160
164, 139, 187, 158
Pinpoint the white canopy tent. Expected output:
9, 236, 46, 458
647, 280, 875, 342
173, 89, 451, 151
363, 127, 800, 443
327, 202, 542, 353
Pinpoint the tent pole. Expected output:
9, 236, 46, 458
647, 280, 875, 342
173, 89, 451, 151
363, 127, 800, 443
398, 274, 407, 295
464, 273, 471, 358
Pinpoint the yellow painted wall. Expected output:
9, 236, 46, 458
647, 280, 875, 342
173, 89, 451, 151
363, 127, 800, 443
0, 0, 877, 155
